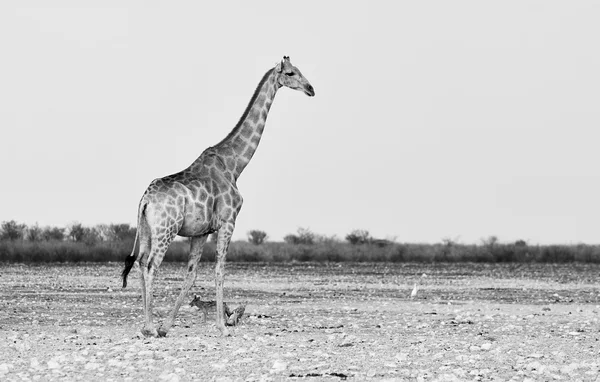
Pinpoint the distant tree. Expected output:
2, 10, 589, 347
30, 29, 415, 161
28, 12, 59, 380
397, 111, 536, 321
109, 223, 136, 241
297, 227, 315, 244
247, 230, 268, 245
26, 224, 43, 241
67, 222, 86, 242
482, 235, 498, 247
370, 238, 393, 248
314, 234, 340, 244
438, 237, 459, 260
42, 226, 65, 241
82, 227, 101, 246
345, 229, 371, 245
0, 220, 26, 241
284, 227, 315, 245
441, 237, 454, 246
283, 234, 300, 244
515, 239, 528, 247
95, 224, 111, 241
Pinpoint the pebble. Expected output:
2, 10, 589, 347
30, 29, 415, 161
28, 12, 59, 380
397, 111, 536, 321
30, 358, 40, 369
0, 363, 13, 374
84, 362, 101, 371
396, 353, 408, 362
107, 359, 123, 367
159, 372, 180, 382
270, 360, 287, 373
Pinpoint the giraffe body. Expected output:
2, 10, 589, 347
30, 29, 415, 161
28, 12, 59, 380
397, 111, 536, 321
122, 57, 314, 337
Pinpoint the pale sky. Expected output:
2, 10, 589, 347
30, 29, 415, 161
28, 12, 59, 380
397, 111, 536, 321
1, 1, 600, 244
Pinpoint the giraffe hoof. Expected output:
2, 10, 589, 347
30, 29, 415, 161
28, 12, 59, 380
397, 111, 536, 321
157, 327, 168, 337
141, 328, 159, 338
219, 327, 231, 337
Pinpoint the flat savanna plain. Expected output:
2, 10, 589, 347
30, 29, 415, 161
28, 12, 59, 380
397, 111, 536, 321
0, 262, 599, 381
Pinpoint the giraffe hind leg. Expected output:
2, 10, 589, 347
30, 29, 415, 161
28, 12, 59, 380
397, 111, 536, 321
140, 235, 173, 338
128, 214, 157, 337
139, 266, 156, 337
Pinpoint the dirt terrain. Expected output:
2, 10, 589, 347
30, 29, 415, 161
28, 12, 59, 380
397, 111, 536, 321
0, 262, 599, 381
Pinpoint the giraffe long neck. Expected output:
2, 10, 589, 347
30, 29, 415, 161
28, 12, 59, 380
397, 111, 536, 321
212, 68, 279, 180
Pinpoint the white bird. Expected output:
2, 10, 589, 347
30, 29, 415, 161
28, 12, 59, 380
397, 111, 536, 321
410, 273, 427, 299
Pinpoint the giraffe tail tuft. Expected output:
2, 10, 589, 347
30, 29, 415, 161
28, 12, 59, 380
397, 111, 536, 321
121, 249, 137, 288
121, 199, 149, 288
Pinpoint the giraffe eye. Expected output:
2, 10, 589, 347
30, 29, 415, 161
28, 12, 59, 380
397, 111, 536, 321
285, 72, 295, 77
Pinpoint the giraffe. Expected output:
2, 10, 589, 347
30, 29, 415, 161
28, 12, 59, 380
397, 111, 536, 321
121, 56, 315, 338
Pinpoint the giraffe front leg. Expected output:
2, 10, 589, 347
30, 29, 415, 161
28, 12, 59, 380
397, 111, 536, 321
215, 222, 235, 337
158, 235, 207, 337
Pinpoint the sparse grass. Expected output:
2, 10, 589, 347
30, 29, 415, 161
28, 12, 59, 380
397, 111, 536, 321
1, 239, 600, 263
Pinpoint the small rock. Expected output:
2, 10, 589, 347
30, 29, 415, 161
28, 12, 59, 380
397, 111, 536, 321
560, 363, 579, 374
270, 359, 287, 373
84, 362, 101, 371
525, 361, 541, 371
469, 346, 481, 352
138, 350, 154, 357
396, 353, 408, 362
481, 343, 492, 351
30, 358, 40, 369
159, 372, 180, 382
47, 360, 60, 369
0, 363, 13, 374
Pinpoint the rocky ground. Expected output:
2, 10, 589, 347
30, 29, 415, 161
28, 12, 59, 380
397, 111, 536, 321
0, 262, 599, 381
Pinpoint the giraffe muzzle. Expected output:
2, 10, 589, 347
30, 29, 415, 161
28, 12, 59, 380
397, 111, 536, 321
304, 84, 315, 97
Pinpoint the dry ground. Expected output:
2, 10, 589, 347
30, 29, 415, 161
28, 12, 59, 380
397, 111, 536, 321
0, 262, 599, 381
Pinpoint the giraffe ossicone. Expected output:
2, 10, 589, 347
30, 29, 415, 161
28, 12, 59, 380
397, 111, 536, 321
121, 56, 314, 338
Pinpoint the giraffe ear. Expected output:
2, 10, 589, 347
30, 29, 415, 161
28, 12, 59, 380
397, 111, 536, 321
277, 56, 291, 73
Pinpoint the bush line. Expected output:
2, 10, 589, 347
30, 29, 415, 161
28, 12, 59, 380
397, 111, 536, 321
0, 240, 599, 263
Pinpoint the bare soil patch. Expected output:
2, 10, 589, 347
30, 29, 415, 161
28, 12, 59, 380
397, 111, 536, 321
0, 262, 599, 381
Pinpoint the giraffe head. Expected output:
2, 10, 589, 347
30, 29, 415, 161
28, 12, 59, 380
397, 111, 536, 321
275, 56, 315, 97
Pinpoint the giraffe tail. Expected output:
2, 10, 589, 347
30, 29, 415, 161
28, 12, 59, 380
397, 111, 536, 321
121, 198, 149, 288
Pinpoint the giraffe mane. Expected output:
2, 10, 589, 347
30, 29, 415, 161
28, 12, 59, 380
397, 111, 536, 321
215, 68, 275, 147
